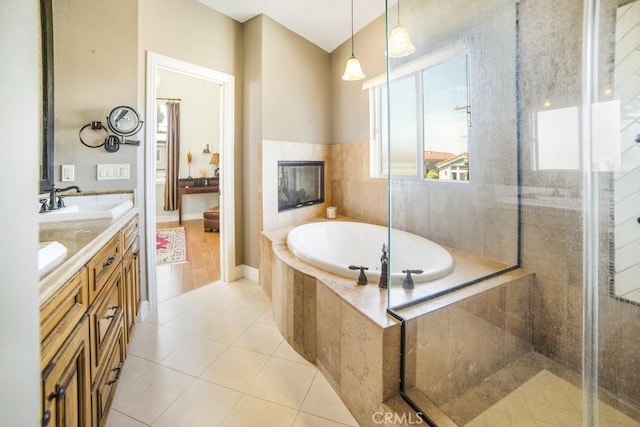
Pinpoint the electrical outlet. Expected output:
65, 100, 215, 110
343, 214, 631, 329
61, 165, 75, 182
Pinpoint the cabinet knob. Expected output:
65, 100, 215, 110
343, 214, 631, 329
105, 305, 120, 320
107, 366, 122, 385
103, 256, 116, 269
47, 385, 65, 401
42, 410, 51, 426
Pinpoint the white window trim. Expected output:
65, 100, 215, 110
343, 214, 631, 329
364, 41, 469, 180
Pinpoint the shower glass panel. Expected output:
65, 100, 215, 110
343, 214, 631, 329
385, 0, 519, 309
384, 0, 640, 425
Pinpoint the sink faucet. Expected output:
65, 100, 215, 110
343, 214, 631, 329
43, 185, 82, 211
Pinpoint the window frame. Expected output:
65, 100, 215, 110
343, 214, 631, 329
365, 42, 470, 181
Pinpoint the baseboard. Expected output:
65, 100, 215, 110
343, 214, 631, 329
239, 264, 260, 282
156, 212, 202, 223
139, 300, 151, 321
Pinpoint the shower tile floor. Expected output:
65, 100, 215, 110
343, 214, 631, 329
107, 278, 359, 427
409, 352, 640, 427
465, 370, 638, 427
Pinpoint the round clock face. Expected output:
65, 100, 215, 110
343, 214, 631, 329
107, 106, 141, 135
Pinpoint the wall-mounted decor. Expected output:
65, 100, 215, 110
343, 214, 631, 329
278, 161, 325, 212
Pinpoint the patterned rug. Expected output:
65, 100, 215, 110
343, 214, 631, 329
156, 227, 187, 265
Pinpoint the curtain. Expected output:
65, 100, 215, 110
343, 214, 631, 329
164, 102, 180, 211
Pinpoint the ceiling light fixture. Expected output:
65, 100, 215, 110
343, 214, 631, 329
342, 0, 365, 81
387, 0, 416, 58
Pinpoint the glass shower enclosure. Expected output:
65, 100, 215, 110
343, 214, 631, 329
383, 0, 640, 425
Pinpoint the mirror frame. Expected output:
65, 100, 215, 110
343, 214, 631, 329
40, 0, 54, 193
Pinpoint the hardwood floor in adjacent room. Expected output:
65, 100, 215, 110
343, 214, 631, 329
156, 219, 220, 302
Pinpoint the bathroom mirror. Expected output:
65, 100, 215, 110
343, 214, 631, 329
39, 0, 54, 193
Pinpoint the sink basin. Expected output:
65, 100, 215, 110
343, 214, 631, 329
38, 200, 134, 223
38, 241, 68, 277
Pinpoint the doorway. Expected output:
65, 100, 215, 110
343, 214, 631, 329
144, 52, 236, 316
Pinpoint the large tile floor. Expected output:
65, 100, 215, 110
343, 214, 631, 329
107, 278, 360, 427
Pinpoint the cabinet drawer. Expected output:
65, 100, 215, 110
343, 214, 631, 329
121, 216, 138, 254
89, 268, 124, 382
88, 233, 122, 302
92, 323, 125, 427
40, 268, 89, 371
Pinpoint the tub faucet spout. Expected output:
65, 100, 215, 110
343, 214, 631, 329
348, 265, 369, 285
379, 244, 388, 289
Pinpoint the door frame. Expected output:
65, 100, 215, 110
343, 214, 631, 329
144, 51, 236, 315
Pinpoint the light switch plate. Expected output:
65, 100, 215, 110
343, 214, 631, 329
61, 165, 74, 182
97, 163, 130, 180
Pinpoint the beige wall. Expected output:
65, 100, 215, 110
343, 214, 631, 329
331, 15, 386, 145
139, 0, 244, 265
243, 16, 263, 269
53, 0, 139, 191
244, 15, 331, 268
52, 0, 244, 284
262, 17, 331, 144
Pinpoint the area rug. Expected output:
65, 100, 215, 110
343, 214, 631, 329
156, 227, 187, 265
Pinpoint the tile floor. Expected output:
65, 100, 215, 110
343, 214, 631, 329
107, 278, 360, 427
465, 370, 638, 427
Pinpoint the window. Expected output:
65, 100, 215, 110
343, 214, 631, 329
367, 44, 470, 181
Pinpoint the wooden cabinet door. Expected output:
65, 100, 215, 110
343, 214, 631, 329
41, 316, 91, 427
122, 237, 140, 349
89, 268, 124, 382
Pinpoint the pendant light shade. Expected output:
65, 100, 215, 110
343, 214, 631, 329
342, 56, 366, 81
388, 25, 416, 58
342, 0, 365, 81
387, 0, 415, 58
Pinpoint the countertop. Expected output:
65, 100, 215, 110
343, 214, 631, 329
38, 206, 141, 305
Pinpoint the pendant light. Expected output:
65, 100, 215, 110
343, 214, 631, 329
388, 0, 415, 58
342, 0, 365, 81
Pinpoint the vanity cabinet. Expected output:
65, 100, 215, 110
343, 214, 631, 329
40, 212, 140, 427
121, 217, 140, 349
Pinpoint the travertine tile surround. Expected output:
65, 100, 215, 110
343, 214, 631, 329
261, 223, 534, 426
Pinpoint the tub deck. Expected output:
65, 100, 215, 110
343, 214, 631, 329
260, 218, 533, 426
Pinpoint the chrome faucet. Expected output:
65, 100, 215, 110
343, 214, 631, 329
42, 185, 82, 211
379, 244, 388, 289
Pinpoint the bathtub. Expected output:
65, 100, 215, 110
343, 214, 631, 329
286, 221, 454, 284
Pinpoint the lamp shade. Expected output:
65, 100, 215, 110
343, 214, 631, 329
342, 56, 366, 81
388, 25, 416, 58
209, 152, 219, 165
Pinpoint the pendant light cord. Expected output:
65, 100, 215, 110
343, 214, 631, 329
350, 0, 355, 56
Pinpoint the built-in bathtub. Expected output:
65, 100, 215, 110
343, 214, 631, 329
286, 221, 454, 285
